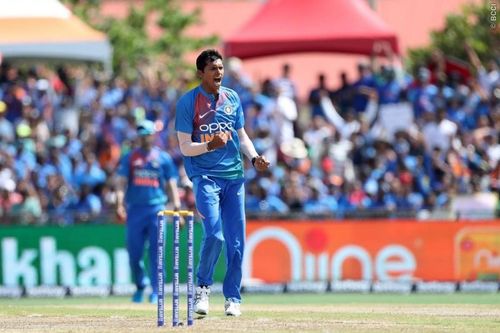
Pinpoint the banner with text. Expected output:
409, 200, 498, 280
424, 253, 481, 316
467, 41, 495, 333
244, 220, 500, 283
0, 224, 226, 287
1, 220, 500, 287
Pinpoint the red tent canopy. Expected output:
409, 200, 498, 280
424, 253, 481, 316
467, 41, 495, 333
224, 0, 399, 59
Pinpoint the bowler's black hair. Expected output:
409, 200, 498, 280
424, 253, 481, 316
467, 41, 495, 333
196, 49, 223, 72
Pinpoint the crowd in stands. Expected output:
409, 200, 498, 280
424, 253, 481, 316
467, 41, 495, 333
0, 47, 498, 224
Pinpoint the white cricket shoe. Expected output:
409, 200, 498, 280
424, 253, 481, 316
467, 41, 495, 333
194, 286, 210, 315
224, 300, 241, 317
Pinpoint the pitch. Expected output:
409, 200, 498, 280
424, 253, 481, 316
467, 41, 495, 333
1, 293, 499, 332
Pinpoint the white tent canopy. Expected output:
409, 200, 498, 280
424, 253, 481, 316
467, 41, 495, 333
0, 0, 112, 69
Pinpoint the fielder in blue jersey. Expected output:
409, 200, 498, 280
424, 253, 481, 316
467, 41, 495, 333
116, 120, 181, 304
175, 49, 270, 317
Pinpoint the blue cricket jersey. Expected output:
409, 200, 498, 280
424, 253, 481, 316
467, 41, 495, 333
117, 147, 178, 206
175, 85, 244, 180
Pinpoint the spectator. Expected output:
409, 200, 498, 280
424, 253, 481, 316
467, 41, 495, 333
274, 63, 298, 102
308, 73, 331, 119
10, 181, 42, 225
0, 101, 14, 142
0, 45, 497, 223
71, 183, 103, 223
331, 72, 353, 114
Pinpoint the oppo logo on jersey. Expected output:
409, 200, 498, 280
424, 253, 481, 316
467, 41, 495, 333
199, 122, 233, 133
199, 122, 233, 143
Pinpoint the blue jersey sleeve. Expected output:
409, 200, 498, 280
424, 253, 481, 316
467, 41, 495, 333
117, 152, 130, 178
233, 92, 244, 130
175, 92, 194, 134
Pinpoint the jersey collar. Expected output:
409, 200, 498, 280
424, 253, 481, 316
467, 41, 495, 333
199, 85, 220, 101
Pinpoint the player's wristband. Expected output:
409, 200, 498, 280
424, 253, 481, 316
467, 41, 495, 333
251, 156, 259, 166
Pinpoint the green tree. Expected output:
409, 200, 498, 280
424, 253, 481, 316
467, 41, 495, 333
147, 0, 218, 78
407, 1, 498, 74
60, 0, 101, 24
62, 0, 218, 81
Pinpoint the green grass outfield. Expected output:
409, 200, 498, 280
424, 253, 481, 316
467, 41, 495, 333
1, 293, 499, 333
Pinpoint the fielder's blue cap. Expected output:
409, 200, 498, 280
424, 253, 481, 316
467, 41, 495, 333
137, 120, 156, 136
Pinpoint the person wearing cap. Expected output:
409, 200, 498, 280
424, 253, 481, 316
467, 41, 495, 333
115, 119, 181, 304
175, 49, 270, 317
